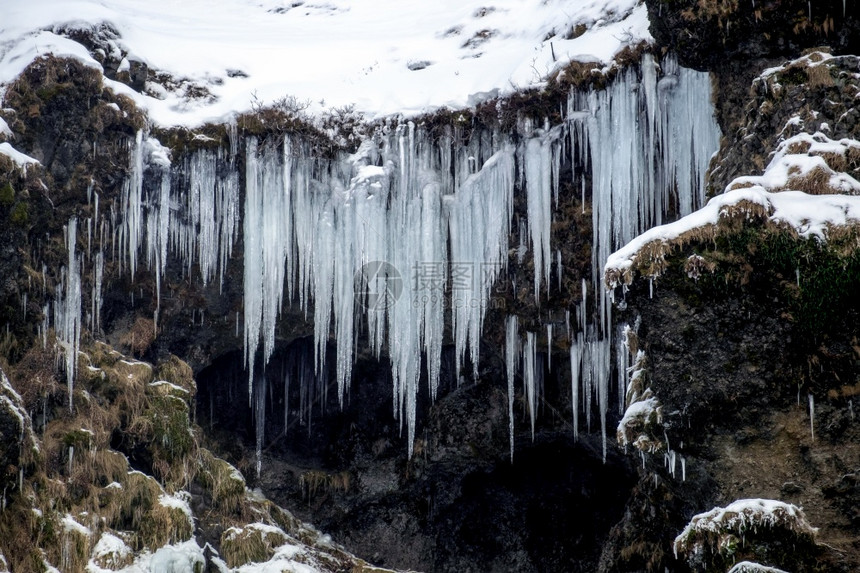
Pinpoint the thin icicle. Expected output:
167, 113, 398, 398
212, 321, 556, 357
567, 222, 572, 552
570, 334, 582, 440
505, 315, 519, 461
523, 332, 538, 440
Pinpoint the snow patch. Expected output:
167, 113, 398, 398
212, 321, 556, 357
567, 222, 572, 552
0, 142, 40, 172
0, 0, 651, 126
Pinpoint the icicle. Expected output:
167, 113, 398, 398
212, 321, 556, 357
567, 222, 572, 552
556, 249, 562, 292
92, 251, 103, 334
808, 394, 815, 441
255, 373, 266, 477
120, 131, 144, 278
681, 456, 686, 482
569, 334, 582, 440
55, 218, 82, 412
505, 315, 519, 461
565, 309, 570, 341
524, 127, 559, 300
523, 332, 538, 440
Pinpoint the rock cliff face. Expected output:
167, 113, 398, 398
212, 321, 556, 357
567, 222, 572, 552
0, 4, 858, 572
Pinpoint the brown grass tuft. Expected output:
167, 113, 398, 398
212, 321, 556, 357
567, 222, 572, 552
220, 524, 287, 568
120, 317, 156, 357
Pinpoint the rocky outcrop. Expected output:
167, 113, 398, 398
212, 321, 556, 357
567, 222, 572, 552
645, 0, 859, 71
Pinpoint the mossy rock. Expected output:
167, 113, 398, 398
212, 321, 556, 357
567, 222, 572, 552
154, 355, 196, 398
62, 428, 94, 450
0, 182, 13, 206
137, 493, 193, 550
220, 523, 287, 568
197, 449, 246, 514
132, 394, 193, 463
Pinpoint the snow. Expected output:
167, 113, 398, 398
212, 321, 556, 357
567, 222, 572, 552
61, 514, 92, 536
727, 562, 789, 573
617, 396, 659, 443
0, 0, 651, 126
727, 131, 860, 196
0, 141, 40, 171
145, 540, 206, 573
0, 117, 11, 138
89, 532, 131, 569
150, 380, 190, 395
605, 188, 860, 287
158, 491, 194, 526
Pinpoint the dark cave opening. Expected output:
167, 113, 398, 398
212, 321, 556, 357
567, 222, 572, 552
195, 338, 637, 572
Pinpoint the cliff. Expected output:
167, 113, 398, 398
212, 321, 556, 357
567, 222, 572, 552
0, 1, 858, 571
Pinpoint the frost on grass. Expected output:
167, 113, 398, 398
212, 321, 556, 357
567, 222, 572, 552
674, 499, 817, 571
615, 326, 665, 454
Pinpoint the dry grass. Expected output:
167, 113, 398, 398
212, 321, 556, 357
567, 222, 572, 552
197, 449, 246, 514
806, 64, 834, 88
299, 469, 352, 500
785, 165, 834, 195
120, 317, 156, 357
220, 524, 288, 568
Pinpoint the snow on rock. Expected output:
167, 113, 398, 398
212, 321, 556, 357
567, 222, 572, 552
605, 188, 860, 288
674, 499, 817, 559
88, 532, 132, 571
144, 539, 206, 573
0, 117, 11, 139
0, 0, 651, 126
726, 131, 860, 196
62, 514, 92, 536
0, 141, 40, 172
727, 562, 790, 573
158, 491, 194, 527
617, 394, 662, 451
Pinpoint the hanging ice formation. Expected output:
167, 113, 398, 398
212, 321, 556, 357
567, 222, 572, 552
46, 52, 718, 469
54, 219, 82, 411
240, 126, 515, 461
507, 53, 719, 461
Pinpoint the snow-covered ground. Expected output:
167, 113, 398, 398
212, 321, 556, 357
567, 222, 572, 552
0, 0, 651, 126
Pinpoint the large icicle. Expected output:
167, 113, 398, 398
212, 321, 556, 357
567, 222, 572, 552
561, 53, 719, 456
55, 218, 82, 412
523, 125, 560, 300
119, 131, 144, 278
448, 145, 516, 382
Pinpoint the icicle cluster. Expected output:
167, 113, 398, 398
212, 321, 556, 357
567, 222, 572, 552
47, 53, 718, 469
567, 53, 720, 338
239, 125, 514, 460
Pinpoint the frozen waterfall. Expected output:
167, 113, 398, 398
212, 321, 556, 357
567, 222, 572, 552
49, 52, 719, 470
